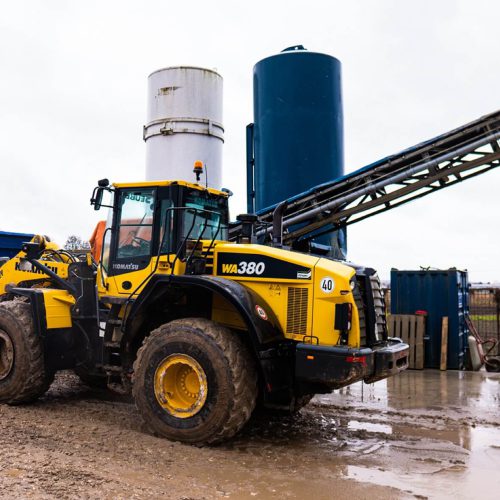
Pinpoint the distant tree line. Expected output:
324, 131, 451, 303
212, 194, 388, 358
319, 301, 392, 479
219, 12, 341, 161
64, 235, 90, 251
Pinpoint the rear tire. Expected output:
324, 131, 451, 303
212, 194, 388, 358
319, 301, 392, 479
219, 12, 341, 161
0, 301, 54, 404
133, 318, 258, 445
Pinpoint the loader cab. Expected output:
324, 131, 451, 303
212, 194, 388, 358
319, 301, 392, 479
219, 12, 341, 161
92, 180, 229, 283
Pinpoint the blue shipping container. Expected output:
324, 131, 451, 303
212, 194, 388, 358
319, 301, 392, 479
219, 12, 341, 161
0, 231, 34, 258
390, 269, 469, 370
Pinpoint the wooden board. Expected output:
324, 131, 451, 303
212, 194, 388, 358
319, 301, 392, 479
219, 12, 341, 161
440, 316, 449, 371
388, 314, 425, 369
415, 315, 425, 370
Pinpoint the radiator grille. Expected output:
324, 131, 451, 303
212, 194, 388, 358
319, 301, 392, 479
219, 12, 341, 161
353, 273, 387, 346
286, 287, 309, 335
370, 274, 387, 341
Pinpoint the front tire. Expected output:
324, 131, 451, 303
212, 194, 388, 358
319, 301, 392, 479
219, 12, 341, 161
133, 318, 258, 445
0, 300, 54, 404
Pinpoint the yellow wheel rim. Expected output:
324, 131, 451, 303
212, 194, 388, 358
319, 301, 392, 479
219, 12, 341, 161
154, 354, 208, 418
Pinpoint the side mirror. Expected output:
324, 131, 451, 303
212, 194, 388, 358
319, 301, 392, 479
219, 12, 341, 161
91, 187, 104, 211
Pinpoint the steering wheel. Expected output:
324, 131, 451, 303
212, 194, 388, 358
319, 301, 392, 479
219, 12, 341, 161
131, 236, 149, 247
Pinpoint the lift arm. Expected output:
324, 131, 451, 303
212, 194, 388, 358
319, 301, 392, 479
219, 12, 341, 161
230, 110, 500, 246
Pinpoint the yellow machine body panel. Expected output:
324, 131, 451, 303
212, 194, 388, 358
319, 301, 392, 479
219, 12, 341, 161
97, 255, 187, 297
212, 243, 359, 347
99, 261, 155, 297
312, 259, 361, 347
41, 289, 75, 329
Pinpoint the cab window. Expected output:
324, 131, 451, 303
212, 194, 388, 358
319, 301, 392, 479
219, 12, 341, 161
159, 198, 174, 254
101, 192, 115, 272
116, 189, 155, 259
182, 190, 228, 242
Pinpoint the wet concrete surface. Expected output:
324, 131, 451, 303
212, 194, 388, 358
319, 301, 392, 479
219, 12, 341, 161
0, 369, 498, 499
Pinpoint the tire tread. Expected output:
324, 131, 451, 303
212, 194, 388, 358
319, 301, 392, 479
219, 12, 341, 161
0, 300, 53, 404
133, 317, 258, 445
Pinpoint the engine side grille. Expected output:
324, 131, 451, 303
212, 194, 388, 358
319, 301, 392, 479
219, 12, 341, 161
286, 287, 309, 335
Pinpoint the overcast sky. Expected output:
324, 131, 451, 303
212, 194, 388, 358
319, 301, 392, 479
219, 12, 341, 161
0, 0, 498, 282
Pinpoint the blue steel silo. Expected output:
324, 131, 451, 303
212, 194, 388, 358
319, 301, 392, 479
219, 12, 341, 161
247, 45, 346, 257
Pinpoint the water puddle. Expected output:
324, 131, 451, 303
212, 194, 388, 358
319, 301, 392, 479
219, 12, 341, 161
232, 371, 500, 498
344, 424, 500, 499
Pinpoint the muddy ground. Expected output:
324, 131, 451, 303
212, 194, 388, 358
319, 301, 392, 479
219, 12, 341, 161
0, 370, 499, 499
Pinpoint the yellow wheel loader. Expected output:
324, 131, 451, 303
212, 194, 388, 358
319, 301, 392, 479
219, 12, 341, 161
0, 179, 408, 444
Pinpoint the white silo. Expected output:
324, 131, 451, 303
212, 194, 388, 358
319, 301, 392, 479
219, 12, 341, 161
144, 67, 223, 189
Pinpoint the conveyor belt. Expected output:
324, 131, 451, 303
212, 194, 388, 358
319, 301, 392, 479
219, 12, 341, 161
230, 110, 500, 245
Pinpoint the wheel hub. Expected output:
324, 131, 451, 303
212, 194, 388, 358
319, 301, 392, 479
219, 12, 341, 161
154, 354, 208, 418
0, 329, 14, 381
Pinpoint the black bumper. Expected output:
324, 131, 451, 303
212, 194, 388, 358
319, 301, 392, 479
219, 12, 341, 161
295, 339, 409, 392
